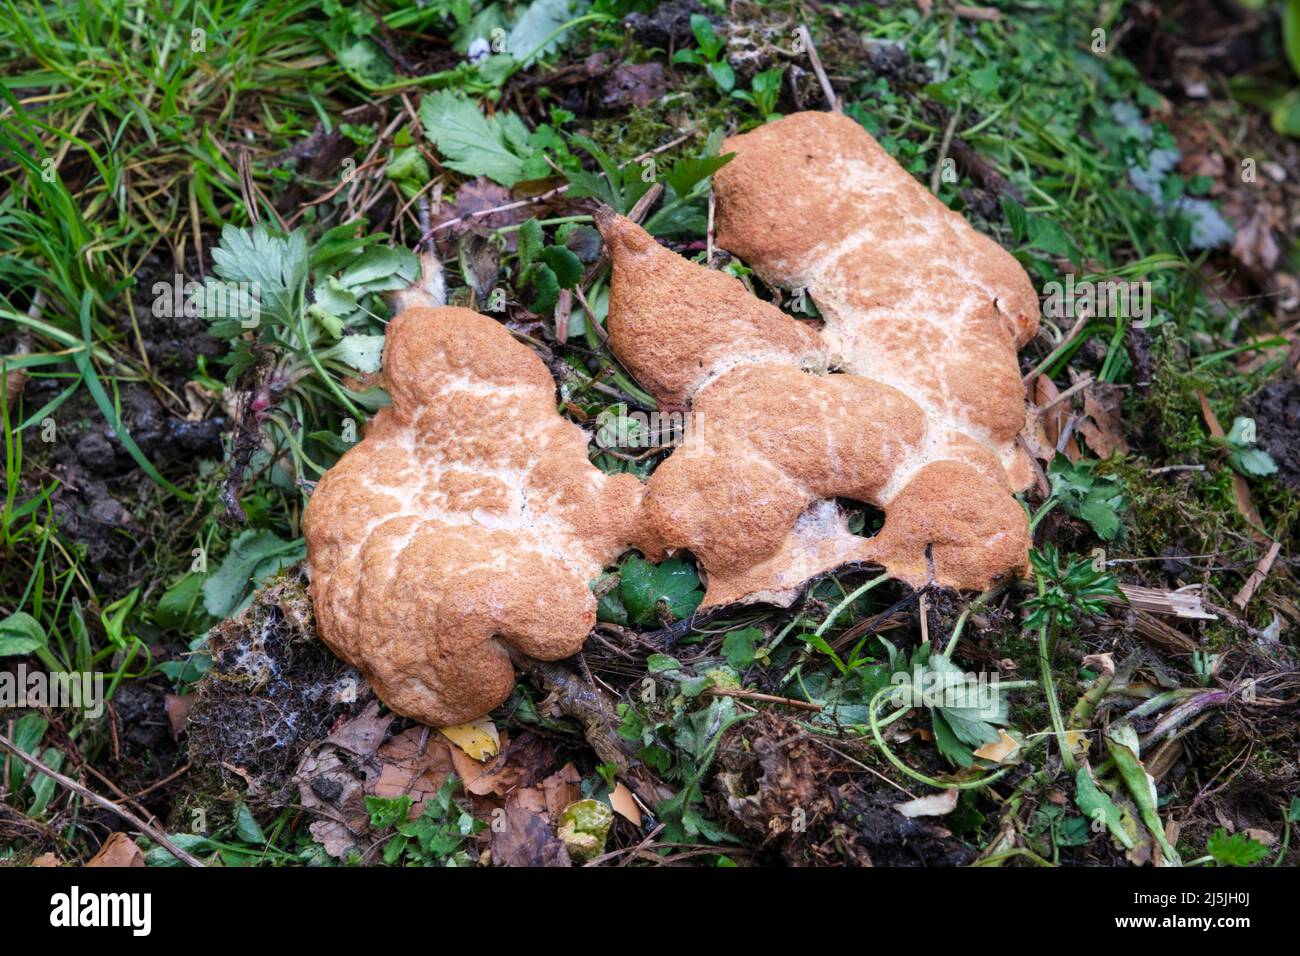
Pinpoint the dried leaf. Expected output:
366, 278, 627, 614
1078, 380, 1130, 458
894, 789, 959, 818
609, 782, 642, 827
972, 729, 1020, 763
86, 832, 146, 868
542, 763, 583, 822
489, 805, 570, 867
439, 718, 500, 761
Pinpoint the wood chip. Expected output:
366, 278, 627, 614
1115, 584, 1218, 620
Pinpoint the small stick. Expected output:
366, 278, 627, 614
0, 732, 205, 867
422, 132, 697, 241
705, 687, 822, 712
706, 190, 716, 267
1022, 309, 1090, 384
929, 103, 963, 195
1233, 540, 1282, 610
1035, 372, 1093, 414
799, 25, 841, 112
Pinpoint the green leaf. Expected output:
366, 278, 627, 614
366, 794, 414, 830
619, 556, 705, 627
1207, 827, 1270, 867
663, 153, 734, 198
334, 37, 396, 89
308, 277, 359, 337
1284, 0, 1300, 81
7, 713, 47, 794
931, 709, 974, 768
155, 574, 207, 631
29, 746, 63, 816
1224, 415, 1257, 448
0, 610, 47, 658
419, 92, 535, 187
516, 218, 544, 272
1048, 454, 1126, 540
709, 61, 735, 93
1000, 196, 1029, 243
528, 262, 560, 312
690, 14, 721, 58
539, 245, 582, 288
506, 0, 588, 65
209, 224, 309, 329
386, 147, 431, 197
340, 246, 418, 293
1229, 447, 1278, 477
1027, 214, 1075, 260
144, 833, 215, 867
329, 333, 387, 374
1273, 89, 1300, 138
1075, 766, 1136, 850
234, 803, 267, 844
202, 530, 306, 619
721, 627, 760, 670
1105, 724, 1181, 865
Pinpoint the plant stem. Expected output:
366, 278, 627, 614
1037, 575, 1076, 773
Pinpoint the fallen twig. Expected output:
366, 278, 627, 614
798, 24, 841, 112
705, 687, 822, 712
0, 732, 204, 867
1233, 540, 1282, 610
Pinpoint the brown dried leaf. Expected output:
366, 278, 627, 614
1077, 380, 1130, 458
86, 832, 146, 868
609, 782, 642, 827
489, 806, 571, 867
373, 727, 455, 815
541, 763, 583, 822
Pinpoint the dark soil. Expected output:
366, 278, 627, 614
1246, 376, 1300, 491
185, 567, 367, 803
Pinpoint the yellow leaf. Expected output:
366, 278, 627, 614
973, 729, 1020, 763
438, 718, 500, 761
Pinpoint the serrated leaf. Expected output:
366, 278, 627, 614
539, 244, 582, 288
209, 224, 308, 328
663, 153, 734, 199
619, 556, 704, 627
506, 0, 589, 65
419, 92, 534, 187
1206, 827, 1270, 867
329, 333, 387, 373
1230, 447, 1277, 477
